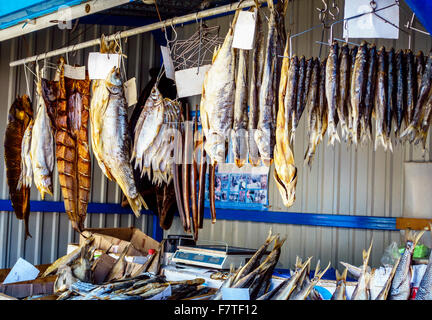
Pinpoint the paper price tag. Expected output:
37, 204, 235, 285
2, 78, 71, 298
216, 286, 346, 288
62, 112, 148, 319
88, 52, 120, 80
3, 258, 40, 284
233, 9, 257, 50
64, 64, 86, 80
123, 77, 137, 107
175, 65, 211, 98
161, 46, 176, 80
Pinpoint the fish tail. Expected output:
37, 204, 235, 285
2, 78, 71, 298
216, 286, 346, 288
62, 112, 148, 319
374, 133, 386, 151
399, 124, 416, 141
127, 193, 148, 217
386, 137, 393, 153
362, 239, 373, 267
405, 230, 425, 247
327, 123, 340, 146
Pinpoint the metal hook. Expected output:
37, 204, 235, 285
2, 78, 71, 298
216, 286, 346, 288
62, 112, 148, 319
316, 0, 328, 23
328, 0, 339, 20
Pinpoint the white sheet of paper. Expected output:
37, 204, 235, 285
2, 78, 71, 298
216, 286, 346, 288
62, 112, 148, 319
64, 64, 86, 80
233, 9, 257, 50
123, 77, 137, 107
221, 288, 250, 300
161, 46, 176, 80
88, 52, 120, 80
343, 0, 399, 39
175, 65, 211, 98
2, 258, 40, 284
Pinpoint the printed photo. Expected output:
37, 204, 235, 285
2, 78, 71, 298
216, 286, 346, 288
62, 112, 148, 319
215, 175, 222, 193
229, 193, 239, 202
247, 175, 262, 189
260, 175, 268, 189
246, 190, 256, 204
230, 174, 240, 192
220, 174, 229, 190
238, 190, 246, 202
238, 175, 247, 191
221, 191, 228, 201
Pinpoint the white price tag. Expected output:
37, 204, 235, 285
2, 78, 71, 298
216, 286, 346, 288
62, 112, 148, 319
3, 258, 40, 284
88, 52, 120, 80
64, 64, 86, 80
232, 9, 257, 50
343, 0, 399, 39
175, 65, 211, 98
161, 46, 176, 80
123, 77, 137, 107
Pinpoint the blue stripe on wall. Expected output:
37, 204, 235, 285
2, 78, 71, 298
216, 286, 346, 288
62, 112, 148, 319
0, 199, 398, 231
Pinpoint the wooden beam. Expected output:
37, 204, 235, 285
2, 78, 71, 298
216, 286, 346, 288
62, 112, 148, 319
396, 217, 432, 231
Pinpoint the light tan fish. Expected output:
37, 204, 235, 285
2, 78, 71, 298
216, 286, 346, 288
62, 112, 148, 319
325, 41, 341, 146
351, 240, 373, 300
18, 120, 33, 191
30, 65, 55, 200
90, 67, 148, 216
200, 10, 240, 165
331, 268, 348, 300
274, 36, 297, 208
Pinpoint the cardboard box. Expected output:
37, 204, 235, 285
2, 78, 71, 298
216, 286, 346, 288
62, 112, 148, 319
0, 275, 57, 299
80, 227, 159, 257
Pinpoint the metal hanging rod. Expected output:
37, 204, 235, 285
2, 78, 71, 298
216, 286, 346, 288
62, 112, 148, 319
9, 0, 266, 68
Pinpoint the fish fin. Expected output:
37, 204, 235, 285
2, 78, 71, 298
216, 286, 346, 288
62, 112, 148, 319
340, 268, 348, 281
266, 0, 274, 10
374, 133, 386, 151
399, 124, 416, 141
386, 138, 393, 152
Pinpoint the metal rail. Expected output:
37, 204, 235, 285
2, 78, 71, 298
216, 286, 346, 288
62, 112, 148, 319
9, 0, 266, 67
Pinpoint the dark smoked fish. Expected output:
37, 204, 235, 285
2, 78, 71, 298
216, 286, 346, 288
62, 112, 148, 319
346, 46, 358, 145
361, 44, 377, 145
248, 9, 265, 166
394, 49, 406, 140
291, 56, 306, 141
385, 48, 395, 152
405, 50, 416, 128
4, 95, 33, 239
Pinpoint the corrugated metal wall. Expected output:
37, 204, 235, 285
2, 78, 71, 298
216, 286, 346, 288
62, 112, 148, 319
0, 23, 160, 268
166, 0, 432, 272
0, 0, 431, 272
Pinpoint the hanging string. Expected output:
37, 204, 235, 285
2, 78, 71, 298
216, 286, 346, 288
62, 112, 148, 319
23, 63, 32, 98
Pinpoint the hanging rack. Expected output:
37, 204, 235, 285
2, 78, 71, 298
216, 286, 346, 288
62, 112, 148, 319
9, 0, 267, 68
328, 0, 408, 45
405, 13, 431, 36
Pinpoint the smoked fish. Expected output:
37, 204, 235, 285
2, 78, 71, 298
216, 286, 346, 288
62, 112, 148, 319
385, 48, 396, 152
374, 47, 388, 151
338, 43, 350, 141
394, 49, 406, 139
361, 44, 377, 145
4, 95, 33, 239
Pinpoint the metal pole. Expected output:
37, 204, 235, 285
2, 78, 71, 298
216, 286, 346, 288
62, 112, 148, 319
9, 0, 266, 67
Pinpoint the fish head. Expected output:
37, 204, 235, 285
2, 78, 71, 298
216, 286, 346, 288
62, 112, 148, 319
107, 67, 122, 86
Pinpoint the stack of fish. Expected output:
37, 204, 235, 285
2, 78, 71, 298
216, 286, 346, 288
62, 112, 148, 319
339, 228, 432, 300
131, 85, 182, 187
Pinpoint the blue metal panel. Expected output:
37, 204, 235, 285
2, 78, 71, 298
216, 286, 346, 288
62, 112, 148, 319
0, 199, 398, 231
404, 0, 432, 35
0, 0, 86, 29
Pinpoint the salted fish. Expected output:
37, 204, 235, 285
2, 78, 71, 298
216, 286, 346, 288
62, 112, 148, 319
361, 44, 377, 145
374, 46, 388, 151
90, 67, 148, 216
338, 43, 350, 141
254, 1, 277, 166
30, 64, 55, 200
200, 10, 239, 165
231, 47, 249, 168
325, 41, 341, 146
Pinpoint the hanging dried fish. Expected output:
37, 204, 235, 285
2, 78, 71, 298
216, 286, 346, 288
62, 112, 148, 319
90, 66, 148, 217
374, 46, 388, 151
394, 49, 406, 140
361, 44, 377, 145
4, 95, 33, 239
274, 38, 297, 208
55, 57, 92, 232
338, 43, 350, 141
326, 41, 341, 146
232, 48, 249, 168
255, 1, 277, 166
385, 47, 396, 152
248, 9, 265, 167
31, 65, 55, 200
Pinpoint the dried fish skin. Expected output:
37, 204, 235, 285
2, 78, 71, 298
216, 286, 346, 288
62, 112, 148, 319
55, 57, 92, 232
18, 120, 33, 191
4, 94, 33, 239
90, 67, 148, 217
394, 49, 406, 139
200, 11, 239, 165
385, 47, 396, 152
